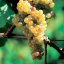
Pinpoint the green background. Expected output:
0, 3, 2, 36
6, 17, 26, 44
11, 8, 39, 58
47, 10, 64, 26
0, 0, 64, 64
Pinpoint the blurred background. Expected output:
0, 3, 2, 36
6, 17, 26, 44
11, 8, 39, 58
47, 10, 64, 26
0, 0, 64, 64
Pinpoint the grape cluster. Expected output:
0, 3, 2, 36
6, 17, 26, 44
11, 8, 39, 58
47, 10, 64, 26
12, 0, 55, 59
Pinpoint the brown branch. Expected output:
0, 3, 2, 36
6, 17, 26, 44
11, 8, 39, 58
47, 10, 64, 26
0, 33, 27, 39
0, 33, 64, 57
44, 40, 64, 57
4, 25, 16, 37
44, 41, 47, 64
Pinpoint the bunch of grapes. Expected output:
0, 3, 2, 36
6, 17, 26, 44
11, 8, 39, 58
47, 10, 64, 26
12, 0, 55, 59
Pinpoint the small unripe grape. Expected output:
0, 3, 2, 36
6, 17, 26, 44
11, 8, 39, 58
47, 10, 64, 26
28, 21, 33, 26
24, 18, 29, 23
30, 27, 36, 33
45, 0, 50, 4
46, 13, 51, 18
49, 2, 55, 8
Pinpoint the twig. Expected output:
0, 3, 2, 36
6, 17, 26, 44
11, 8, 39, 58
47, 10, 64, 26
0, 33, 27, 39
0, 32, 64, 63
4, 25, 16, 37
47, 41, 64, 56
43, 38, 64, 64
44, 41, 47, 64
50, 40, 64, 41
